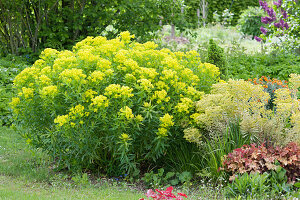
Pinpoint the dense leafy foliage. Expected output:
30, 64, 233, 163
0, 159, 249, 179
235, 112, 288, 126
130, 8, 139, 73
142, 168, 192, 188
225, 172, 270, 198
11, 32, 219, 175
185, 0, 259, 26
226, 50, 300, 80
207, 39, 226, 76
238, 7, 265, 38
0, 0, 184, 56
196, 123, 251, 180
248, 76, 289, 110
256, 0, 300, 54
186, 77, 300, 146
222, 142, 300, 183
0, 56, 28, 126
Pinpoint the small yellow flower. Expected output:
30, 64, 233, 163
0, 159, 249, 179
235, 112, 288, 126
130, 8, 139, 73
137, 79, 154, 91
10, 97, 20, 108
175, 98, 194, 113
22, 87, 34, 99
120, 106, 134, 120
90, 95, 109, 112
135, 114, 144, 123
157, 128, 168, 137
54, 115, 69, 127
84, 89, 97, 101
143, 102, 151, 108
160, 114, 174, 128
40, 85, 58, 98
120, 133, 131, 142
88, 71, 105, 83
120, 31, 135, 42
151, 90, 170, 104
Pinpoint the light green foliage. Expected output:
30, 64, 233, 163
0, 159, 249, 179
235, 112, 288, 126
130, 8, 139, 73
186, 76, 300, 146
225, 173, 270, 199
225, 167, 296, 199
185, 0, 259, 26
238, 7, 265, 39
11, 32, 219, 175
71, 173, 90, 188
142, 168, 192, 188
198, 123, 250, 181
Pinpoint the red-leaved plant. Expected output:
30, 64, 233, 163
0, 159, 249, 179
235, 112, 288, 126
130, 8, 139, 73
221, 142, 300, 182
139, 186, 188, 200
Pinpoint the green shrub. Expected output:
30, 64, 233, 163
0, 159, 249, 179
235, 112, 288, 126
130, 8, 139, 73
185, 77, 300, 147
207, 39, 226, 76
238, 7, 265, 39
0, 56, 28, 126
11, 32, 220, 175
226, 50, 300, 81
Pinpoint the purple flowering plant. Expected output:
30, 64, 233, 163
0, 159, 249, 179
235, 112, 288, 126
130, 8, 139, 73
255, 0, 290, 43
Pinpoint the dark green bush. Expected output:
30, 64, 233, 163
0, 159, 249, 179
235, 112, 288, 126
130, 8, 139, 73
226, 50, 300, 81
0, 56, 28, 126
238, 7, 265, 39
207, 39, 226, 76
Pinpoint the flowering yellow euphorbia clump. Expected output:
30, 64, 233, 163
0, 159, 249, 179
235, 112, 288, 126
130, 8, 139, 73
11, 31, 220, 172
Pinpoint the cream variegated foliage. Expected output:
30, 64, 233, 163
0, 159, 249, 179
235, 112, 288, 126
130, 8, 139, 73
187, 76, 300, 146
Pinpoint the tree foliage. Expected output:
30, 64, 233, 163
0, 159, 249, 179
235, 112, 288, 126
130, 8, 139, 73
0, 0, 177, 56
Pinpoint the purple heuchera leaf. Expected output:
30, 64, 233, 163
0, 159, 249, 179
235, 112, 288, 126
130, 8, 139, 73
254, 36, 263, 42
260, 26, 268, 35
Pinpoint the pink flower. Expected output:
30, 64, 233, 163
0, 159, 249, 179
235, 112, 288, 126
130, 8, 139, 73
142, 187, 188, 200
177, 193, 188, 198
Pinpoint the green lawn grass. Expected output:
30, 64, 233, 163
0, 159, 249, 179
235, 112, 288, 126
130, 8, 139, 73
0, 175, 144, 200
0, 126, 145, 199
